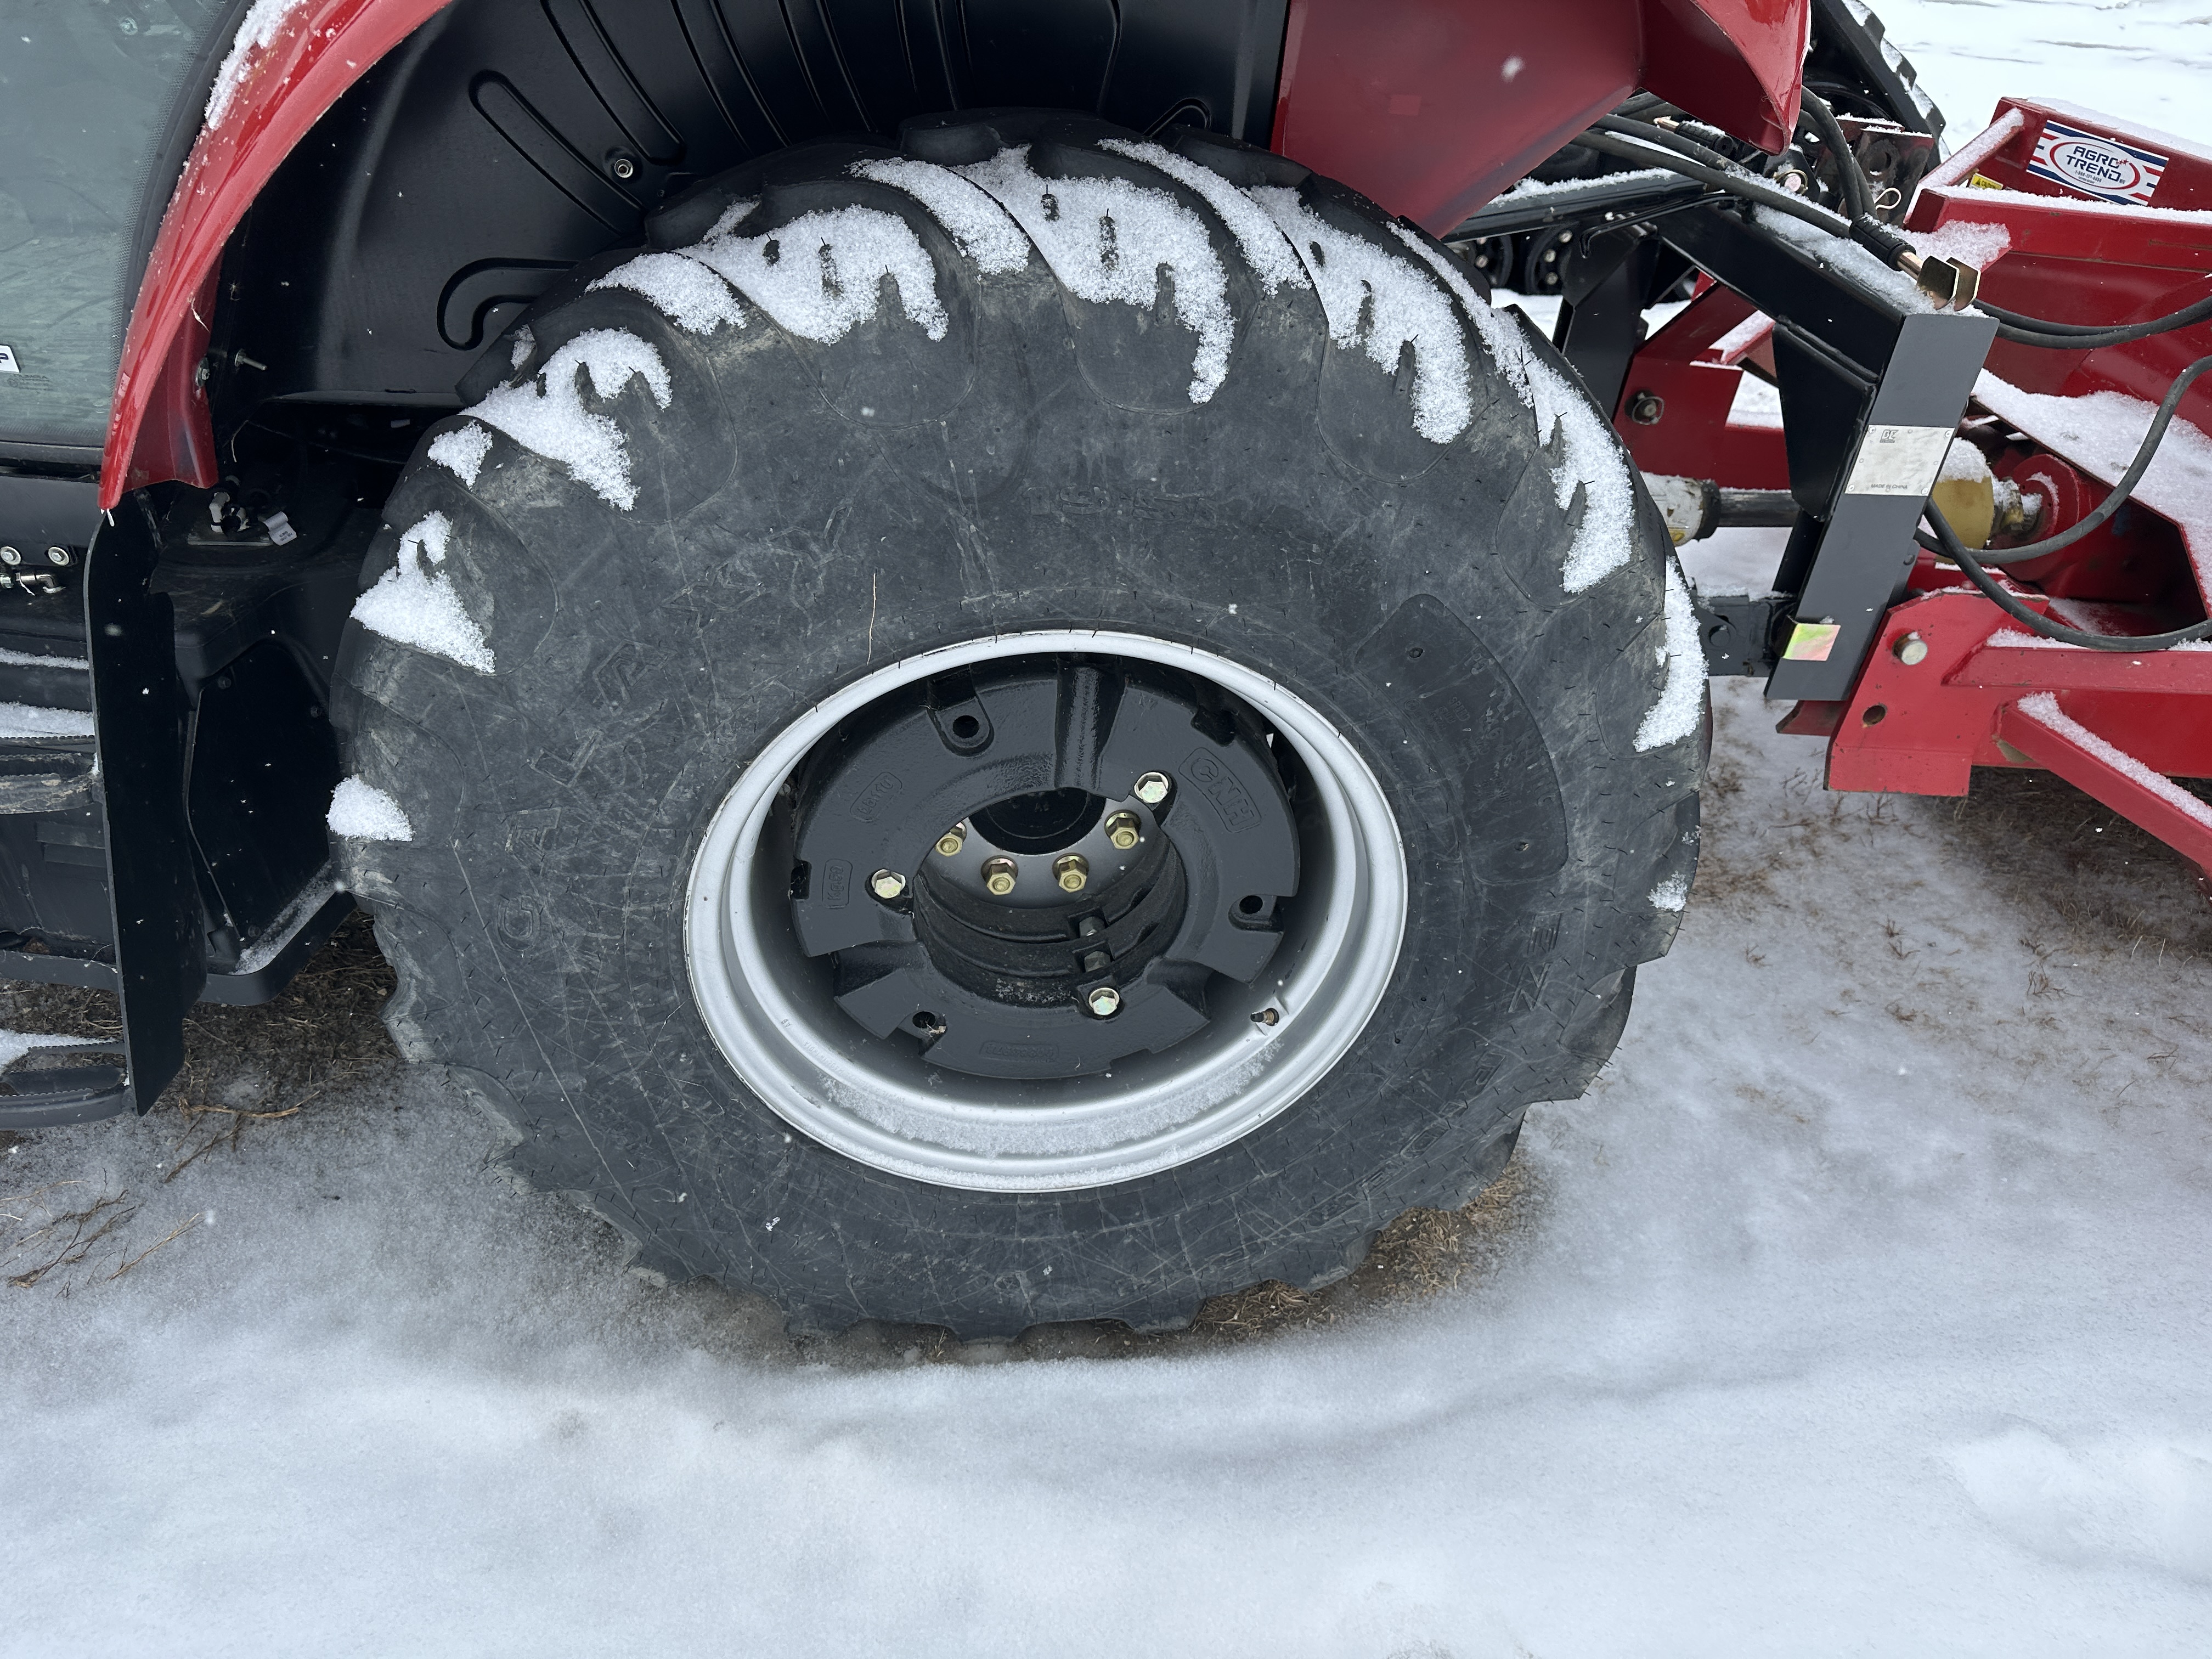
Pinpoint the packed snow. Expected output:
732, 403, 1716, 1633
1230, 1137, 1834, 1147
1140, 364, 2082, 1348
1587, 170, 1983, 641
1633, 559, 1703, 751
1097, 139, 1310, 294
590, 251, 749, 335
963, 147, 1235, 403
685, 206, 949, 345
325, 776, 412, 842
1253, 189, 1471, 441
425, 421, 492, 487
466, 330, 672, 510
851, 159, 1032, 275
349, 511, 495, 675
0, 701, 95, 738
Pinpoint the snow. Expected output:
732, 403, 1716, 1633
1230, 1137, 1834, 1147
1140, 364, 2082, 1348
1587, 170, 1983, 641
350, 511, 495, 675
963, 147, 1234, 403
1914, 218, 2013, 271
685, 205, 949, 345
232, 871, 341, 976
7, 669, 2212, 1651
509, 325, 534, 370
589, 251, 747, 334
0, 702, 94, 738
1251, 191, 1469, 441
1942, 435, 1993, 482
0, 647, 89, 673
201, 0, 312, 131
1874, 0, 2212, 149
850, 159, 1031, 275
1634, 557, 1703, 751
1971, 370, 2212, 591
1647, 871, 1690, 911
1095, 140, 1308, 294
2017, 690, 2212, 829
425, 421, 492, 487
466, 330, 672, 511
325, 777, 411, 842
1752, 205, 1937, 312
0, 1029, 107, 1071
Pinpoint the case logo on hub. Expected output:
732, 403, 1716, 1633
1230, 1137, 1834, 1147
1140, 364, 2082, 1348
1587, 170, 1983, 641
2028, 119, 2167, 207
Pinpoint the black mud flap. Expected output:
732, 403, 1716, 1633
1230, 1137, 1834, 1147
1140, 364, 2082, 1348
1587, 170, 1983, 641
0, 493, 205, 1128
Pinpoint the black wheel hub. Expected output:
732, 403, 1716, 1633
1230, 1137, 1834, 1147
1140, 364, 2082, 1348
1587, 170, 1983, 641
786, 657, 1301, 1079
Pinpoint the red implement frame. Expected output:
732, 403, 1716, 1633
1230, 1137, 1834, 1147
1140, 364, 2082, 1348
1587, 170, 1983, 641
1680, 101, 2212, 877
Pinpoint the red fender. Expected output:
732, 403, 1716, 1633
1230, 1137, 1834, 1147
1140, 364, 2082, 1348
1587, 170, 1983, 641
100, 0, 453, 510
1274, 0, 1807, 235
104, 0, 1805, 506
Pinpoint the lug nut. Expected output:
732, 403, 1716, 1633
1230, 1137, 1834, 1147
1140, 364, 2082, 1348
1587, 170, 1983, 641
981, 856, 1018, 896
1085, 985, 1122, 1018
0, 547, 19, 567
1104, 810, 1141, 850
1053, 853, 1089, 893
868, 868, 907, 900
44, 546, 71, 568
1133, 771, 1171, 806
935, 822, 967, 857
1893, 631, 1929, 666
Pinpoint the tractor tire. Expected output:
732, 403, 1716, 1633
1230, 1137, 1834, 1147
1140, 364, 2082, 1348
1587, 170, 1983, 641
331, 113, 1704, 1339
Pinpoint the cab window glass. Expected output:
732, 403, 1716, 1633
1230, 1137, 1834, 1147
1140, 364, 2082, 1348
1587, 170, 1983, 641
0, 1, 233, 453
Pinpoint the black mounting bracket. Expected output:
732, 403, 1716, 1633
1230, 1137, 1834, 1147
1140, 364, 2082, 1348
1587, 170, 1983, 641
1660, 205, 1997, 701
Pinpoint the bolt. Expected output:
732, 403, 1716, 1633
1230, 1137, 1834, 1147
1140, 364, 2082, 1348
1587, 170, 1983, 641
1627, 391, 1666, 426
935, 823, 967, 857
868, 868, 907, 900
1893, 631, 1929, 666
1085, 985, 1122, 1018
0, 547, 19, 567
981, 856, 1017, 896
609, 154, 639, 181
1104, 810, 1141, 850
1133, 771, 1171, 806
1054, 853, 1089, 893
44, 546, 70, 568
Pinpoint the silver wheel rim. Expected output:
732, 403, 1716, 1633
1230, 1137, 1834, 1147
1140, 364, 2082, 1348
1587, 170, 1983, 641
684, 630, 1407, 1192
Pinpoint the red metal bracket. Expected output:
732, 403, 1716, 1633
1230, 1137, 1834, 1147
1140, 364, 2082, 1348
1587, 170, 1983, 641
1995, 695, 2212, 871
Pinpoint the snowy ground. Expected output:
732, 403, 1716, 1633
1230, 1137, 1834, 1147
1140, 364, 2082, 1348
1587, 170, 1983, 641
8, 17, 2212, 1656
7, 647, 2209, 1655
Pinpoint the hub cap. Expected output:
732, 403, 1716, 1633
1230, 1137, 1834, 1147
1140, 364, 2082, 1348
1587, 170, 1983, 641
685, 632, 1407, 1192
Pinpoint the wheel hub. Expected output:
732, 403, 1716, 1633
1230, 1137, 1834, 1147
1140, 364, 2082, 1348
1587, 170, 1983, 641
788, 660, 1300, 1078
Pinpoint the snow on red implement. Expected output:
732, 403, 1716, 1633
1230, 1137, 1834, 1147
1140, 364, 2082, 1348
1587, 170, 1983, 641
1, 0, 2205, 1335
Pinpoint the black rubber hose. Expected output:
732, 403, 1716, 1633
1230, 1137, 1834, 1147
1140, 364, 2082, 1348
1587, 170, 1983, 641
1980, 290, 2212, 349
1576, 127, 1851, 238
1798, 89, 1872, 222
1919, 353, 2212, 568
1923, 501, 2212, 649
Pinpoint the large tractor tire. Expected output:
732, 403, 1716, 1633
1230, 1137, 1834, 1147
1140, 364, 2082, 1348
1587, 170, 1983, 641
331, 113, 1703, 1339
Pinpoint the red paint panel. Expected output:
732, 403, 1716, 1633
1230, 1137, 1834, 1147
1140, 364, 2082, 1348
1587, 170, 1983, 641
1275, 0, 1808, 233
1612, 285, 1790, 488
103, 0, 454, 509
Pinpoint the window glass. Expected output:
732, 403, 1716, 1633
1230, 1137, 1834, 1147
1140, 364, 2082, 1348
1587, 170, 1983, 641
0, 0, 233, 453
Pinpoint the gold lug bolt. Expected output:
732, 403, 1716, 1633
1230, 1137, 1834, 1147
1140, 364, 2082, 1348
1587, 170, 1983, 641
1893, 632, 1929, 667
1053, 853, 1089, 893
1104, 811, 1141, 851
935, 822, 968, 857
1133, 771, 1171, 806
868, 868, 907, 901
1085, 985, 1122, 1018
981, 856, 1018, 897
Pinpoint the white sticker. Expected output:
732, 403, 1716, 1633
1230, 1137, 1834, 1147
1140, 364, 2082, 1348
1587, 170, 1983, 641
2028, 119, 2166, 207
1844, 424, 1955, 497
0, 344, 19, 374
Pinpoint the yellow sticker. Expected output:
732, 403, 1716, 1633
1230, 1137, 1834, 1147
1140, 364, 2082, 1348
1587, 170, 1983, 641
1968, 172, 2005, 190
1784, 622, 1842, 662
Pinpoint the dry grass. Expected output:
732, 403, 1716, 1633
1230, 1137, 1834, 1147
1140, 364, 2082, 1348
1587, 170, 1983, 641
2, 912, 397, 1287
